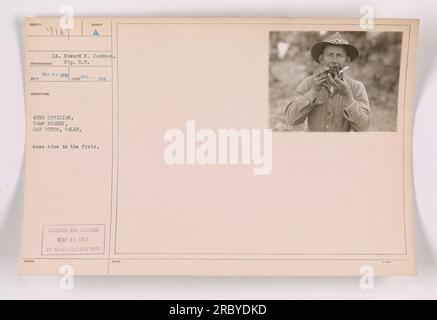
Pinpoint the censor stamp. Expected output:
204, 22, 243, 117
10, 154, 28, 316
41, 224, 105, 255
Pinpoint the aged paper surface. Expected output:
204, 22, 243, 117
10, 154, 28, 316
20, 17, 418, 276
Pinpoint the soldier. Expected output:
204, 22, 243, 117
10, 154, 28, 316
285, 32, 370, 132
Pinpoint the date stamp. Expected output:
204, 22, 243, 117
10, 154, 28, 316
41, 224, 105, 255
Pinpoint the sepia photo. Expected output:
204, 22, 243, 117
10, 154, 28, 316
20, 17, 418, 276
269, 31, 403, 132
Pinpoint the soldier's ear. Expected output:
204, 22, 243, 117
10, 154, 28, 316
318, 54, 324, 64
346, 56, 351, 63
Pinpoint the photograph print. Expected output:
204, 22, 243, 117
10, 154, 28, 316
269, 31, 403, 132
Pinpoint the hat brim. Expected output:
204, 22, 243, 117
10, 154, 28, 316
310, 41, 360, 64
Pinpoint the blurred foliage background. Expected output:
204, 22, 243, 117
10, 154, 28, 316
269, 31, 403, 132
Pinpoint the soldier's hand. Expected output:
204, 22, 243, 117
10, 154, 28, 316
311, 67, 329, 91
327, 73, 353, 97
